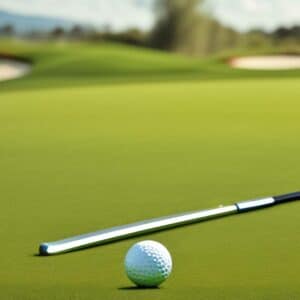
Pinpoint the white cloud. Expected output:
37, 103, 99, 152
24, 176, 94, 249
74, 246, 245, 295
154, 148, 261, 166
0, 0, 299, 32
243, 0, 260, 12
209, 0, 300, 31
0, 0, 155, 31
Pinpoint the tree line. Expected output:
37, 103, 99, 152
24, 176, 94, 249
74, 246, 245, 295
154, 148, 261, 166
1, 0, 299, 56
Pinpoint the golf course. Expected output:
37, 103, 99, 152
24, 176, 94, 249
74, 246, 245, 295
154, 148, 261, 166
0, 40, 299, 299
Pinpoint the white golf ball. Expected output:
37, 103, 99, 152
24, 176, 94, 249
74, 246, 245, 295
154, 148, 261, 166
124, 240, 172, 287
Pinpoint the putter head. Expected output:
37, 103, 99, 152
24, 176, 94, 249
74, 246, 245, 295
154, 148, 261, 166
39, 243, 50, 256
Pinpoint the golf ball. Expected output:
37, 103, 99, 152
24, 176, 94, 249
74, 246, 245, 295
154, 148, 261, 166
124, 240, 172, 287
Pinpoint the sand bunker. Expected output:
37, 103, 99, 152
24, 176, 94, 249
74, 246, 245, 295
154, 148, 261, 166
230, 55, 300, 70
0, 59, 31, 82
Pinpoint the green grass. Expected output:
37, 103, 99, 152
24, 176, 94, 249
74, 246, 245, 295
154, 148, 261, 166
0, 39, 300, 299
1, 39, 299, 91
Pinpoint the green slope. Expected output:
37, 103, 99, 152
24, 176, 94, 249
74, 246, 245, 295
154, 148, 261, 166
1, 39, 299, 91
0, 40, 201, 90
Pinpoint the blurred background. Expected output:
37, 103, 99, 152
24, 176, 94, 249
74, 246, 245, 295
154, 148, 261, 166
0, 0, 299, 56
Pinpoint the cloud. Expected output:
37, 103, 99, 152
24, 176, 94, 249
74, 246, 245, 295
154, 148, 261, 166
0, 0, 299, 32
209, 0, 300, 31
0, 0, 155, 31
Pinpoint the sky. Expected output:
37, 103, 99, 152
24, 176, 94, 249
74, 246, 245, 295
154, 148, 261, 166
0, 0, 299, 32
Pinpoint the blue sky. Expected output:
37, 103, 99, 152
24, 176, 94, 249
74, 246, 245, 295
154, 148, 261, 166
0, 0, 299, 32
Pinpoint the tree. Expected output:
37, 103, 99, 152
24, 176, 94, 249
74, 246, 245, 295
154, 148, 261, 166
149, 0, 242, 56
149, 0, 202, 53
50, 26, 65, 39
0, 24, 14, 36
69, 25, 84, 39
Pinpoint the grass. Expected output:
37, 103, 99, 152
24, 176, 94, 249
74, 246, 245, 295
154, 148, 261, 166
1, 39, 299, 91
0, 39, 300, 299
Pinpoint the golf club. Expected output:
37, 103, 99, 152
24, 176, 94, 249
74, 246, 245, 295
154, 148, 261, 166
39, 191, 300, 255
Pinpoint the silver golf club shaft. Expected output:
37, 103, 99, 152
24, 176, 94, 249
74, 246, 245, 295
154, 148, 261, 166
39, 192, 299, 255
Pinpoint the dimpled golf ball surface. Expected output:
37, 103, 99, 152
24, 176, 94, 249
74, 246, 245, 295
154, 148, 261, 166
125, 240, 172, 287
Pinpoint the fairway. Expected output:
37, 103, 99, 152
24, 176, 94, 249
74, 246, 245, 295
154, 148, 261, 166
0, 42, 300, 300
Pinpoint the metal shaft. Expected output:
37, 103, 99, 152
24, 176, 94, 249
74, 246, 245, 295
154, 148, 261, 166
39, 192, 300, 255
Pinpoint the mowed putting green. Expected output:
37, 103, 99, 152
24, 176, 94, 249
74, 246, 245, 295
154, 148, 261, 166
0, 41, 299, 300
